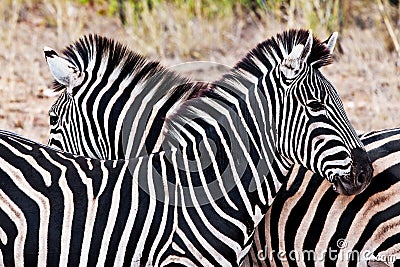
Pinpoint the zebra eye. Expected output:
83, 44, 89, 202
49, 113, 59, 126
307, 101, 325, 112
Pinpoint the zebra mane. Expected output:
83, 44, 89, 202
52, 34, 205, 99
235, 29, 333, 77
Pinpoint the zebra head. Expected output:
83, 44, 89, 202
247, 30, 372, 195
44, 35, 205, 160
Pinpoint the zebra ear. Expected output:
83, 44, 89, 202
44, 46, 83, 94
281, 45, 303, 78
301, 30, 313, 62
323, 32, 338, 54
281, 30, 313, 78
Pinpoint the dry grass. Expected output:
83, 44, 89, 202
0, 1, 398, 143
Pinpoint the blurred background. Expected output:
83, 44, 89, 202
0, 0, 398, 143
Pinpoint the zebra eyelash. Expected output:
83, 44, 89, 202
306, 100, 325, 112
49, 111, 59, 126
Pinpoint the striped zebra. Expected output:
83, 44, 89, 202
42, 31, 400, 267
41, 31, 371, 265
246, 128, 400, 267
41, 33, 400, 266
0, 129, 267, 266
44, 30, 372, 196
0, 129, 395, 266
45, 35, 204, 160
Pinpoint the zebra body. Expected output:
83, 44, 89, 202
0, 129, 273, 266
247, 128, 400, 266
42, 30, 372, 264
0, 128, 398, 266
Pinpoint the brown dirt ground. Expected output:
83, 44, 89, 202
0, 6, 398, 144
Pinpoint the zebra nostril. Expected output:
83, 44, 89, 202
350, 147, 373, 190
357, 171, 366, 185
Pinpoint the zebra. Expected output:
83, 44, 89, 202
0, 129, 395, 266
45, 35, 204, 161
42, 30, 399, 266
44, 30, 372, 196
42, 29, 374, 264
0, 129, 271, 266
246, 128, 400, 267
42, 30, 400, 267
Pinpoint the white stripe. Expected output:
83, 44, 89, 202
179, 140, 241, 251
104, 71, 137, 158
373, 151, 400, 176
135, 93, 181, 157
146, 150, 172, 263
160, 254, 197, 267
365, 134, 400, 152
113, 84, 145, 158
171, 242, 185, 254
91, 66, 123, 158
178, 193, 224, 266
132, 153, 158, 261
342, 182, 400, 253
114, 78, 163, 159
87, 159, 93, 170
0, 227, 7, 245
181, 115, 239, 210
8, 137, 33, 151
41, 150, 74, 267
204, 96, 267, 206
1, 141, 52, 187
362, 214, 400, 260
154, 152, 181, 267
256, 76, 285, 197
72, 47, 86, 71
114, 160, 141, 265
0, 188, 26, 267
63, 159, 109, 267
96, 162, 128, 266
195, 99, 264, 213
294, 177, 334, 261
74, 55, 107, 158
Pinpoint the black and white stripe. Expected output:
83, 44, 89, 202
41, 30, 374, 264
45, 30, 372, 196
1, 127, 398, 266
247, 128, 400, 266
0, 130, 255, 265
45, 35, 204, 160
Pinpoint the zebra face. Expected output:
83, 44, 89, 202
47, 92, 86, 156
275, 31, 372, 195
44, 46, 104, 159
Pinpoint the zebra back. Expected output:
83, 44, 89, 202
0, 130, 258, 266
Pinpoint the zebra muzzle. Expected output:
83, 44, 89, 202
332, 148, 373, 195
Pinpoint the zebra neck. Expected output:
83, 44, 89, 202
163, 81, 294, 221
74, 65, 205, 159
